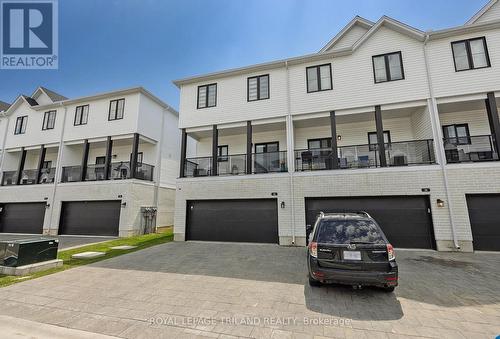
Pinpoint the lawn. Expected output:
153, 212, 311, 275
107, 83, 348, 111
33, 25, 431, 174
0, 231, 173, 288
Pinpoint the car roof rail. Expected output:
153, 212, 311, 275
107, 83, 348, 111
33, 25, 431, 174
317, 211, 325, 218
355, 211, 372, 218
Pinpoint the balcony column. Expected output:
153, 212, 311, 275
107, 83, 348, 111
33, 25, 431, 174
211, 125, 218, 176
246, 121, 252, 174
130, 133, 140, 179
15, 147, 27, 185
36, 145, 46, 184
374, 105, 387, 167
80, 140, 89, 181
179, 128, 187, 178
329, 111, 339, 169
485, 92, 500, 153
104, 136, 113, 180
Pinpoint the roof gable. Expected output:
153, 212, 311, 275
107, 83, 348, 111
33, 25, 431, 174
0, 100, 10, 112
31, 86, 67, 105
320, 16, 374, 52
466, 0, 500, 25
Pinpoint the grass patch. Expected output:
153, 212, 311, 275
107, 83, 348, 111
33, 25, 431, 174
0, 231, 173, 288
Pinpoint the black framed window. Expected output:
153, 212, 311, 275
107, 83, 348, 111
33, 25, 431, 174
451, 37, 490, 72
372, 52, 404, 83
42, 110, 56, 130
42, 161, 52, 169
14, 116, 28, 135
108, 99, 125, 121
74, 105, 89, 126
130, 152, 143, 166
443, 124, 471, 145
197, 84, 217, 109
95, 156, 106, 165
308, 138, 331, 150
217, 145, 228, 162
247, 74, 269, 101
368, 131, 391, 151
306, 64, 332, 93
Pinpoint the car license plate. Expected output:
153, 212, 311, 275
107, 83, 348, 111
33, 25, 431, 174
343, 251, 361, 260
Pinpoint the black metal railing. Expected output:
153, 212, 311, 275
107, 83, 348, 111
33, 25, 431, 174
61, 165, 81, 183
253, 151, 288, 174
61, 162, 154, 182
1, 171, 17, 186
443, 135, 499, 163
38, 167, 56, 184
217, 154, 246, 176
184, 156, 212, 177
386, 139, 436, 166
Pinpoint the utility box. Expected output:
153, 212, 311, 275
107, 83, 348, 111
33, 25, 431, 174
0, 238, 59, 267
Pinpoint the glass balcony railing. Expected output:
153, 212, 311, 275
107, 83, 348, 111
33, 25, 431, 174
1, 171, 17, 186
61, 162, 154, 182
217, 154, 246, 176
443, 135, 499, 163
253, 151, 288, 174
386, 139, 436, 166
61, 165, 81, 183
38, 167, 56, 184
184, 157, 212, 177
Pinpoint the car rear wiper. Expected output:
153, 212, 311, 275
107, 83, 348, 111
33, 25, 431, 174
349, 241, 376, 244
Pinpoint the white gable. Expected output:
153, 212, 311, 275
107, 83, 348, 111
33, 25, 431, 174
466, 0, 500, 25
329, 24, 369, 51
31, 89, 53, 106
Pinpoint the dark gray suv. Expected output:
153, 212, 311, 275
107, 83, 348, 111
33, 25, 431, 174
307, 212, 398, 291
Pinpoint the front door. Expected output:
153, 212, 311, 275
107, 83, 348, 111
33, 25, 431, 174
254, 142, 279, 173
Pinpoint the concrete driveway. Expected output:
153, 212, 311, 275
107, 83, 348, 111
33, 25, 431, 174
0, 234, 116, 250
0, 242, 499, 338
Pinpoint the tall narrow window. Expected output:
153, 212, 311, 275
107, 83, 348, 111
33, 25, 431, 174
372, 52, 404, 83
42, 110, 56, 130
451, 37, 490, 71
217, 145, 228, 162
197, 84, 217, 108
14, 116, 28, 135
74, 105, 89, 126
306, 64, 332, 93
247, 74, 269, 101
109, 98, 125, 120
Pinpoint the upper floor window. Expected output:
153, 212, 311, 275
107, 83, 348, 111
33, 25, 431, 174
372, 52, 404, 83
368, 131, 391, 151
108, 99, 125, 121
217, 145, 228, 162
306, 64, 332, 93
451, 37, 490, 72
197, 84, 217, 109
74, 105, 89, 126
443, 124, 470, 145
42, 110, 56, 130
247, 74, 269, 101
14, 116, 28, 135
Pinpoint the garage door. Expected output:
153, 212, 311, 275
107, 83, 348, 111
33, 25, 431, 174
59, 201, 121, 236
186, 199, 278, 243
305, 196, 435, 249
466, 194, 500, 251
0, 202, 45, 234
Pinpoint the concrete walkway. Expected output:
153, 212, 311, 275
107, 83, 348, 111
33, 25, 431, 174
0, 242, 499, 338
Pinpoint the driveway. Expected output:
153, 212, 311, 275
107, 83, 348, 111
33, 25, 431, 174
0, 242, 499, 338
0, 234, 116, 250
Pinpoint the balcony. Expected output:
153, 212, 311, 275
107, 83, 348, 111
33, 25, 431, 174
184, 151, 288, 177
1, 167, 56, 186
61, 161, 154, 183
1, 171, 17, 186
295, 139, 435, 171
444, 135, 499, 163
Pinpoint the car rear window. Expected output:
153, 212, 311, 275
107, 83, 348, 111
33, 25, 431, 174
316, 219, 385, 244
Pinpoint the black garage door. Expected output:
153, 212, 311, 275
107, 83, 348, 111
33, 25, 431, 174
186, 199, 279, 243
305, 196, 435, 249
467, 194, 500, 251
0, 202, 45, 234
59, 201, 121, 236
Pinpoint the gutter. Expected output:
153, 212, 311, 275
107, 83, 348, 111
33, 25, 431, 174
423, 34, 460, 250
285, 61, 296, 245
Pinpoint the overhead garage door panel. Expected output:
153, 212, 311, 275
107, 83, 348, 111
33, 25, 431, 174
467, 194, 500, 251
59, 201, 121, 236
306, 196, 435, 249
187, 199, 278, 244
0, 203, 45, 234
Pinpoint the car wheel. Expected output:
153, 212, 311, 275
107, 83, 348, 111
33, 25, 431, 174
383, 286, 395, 292
308, 275, 321, 287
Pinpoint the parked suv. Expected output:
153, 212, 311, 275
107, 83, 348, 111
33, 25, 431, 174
307, 212, 398, 291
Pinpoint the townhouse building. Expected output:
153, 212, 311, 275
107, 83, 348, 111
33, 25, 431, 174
173, 0, 500, 252
0, 87, 179, 237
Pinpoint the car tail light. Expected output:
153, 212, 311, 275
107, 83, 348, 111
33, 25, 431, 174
387, 244, 395, 261
309, 241, 318, 258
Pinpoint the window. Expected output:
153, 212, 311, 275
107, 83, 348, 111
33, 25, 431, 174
247, 74, 269, 101
308, 138, 331, 150
451, 37, 490, 72
306, 64, 332, 92
443, 124, 470, 145
95, 156, 106, 165
108, 99, 125, 120
217, 145, 228, 162
14, 116, 28, 135
42, 161, 52, 169
368, 131, 391, 151
74, 105, 89, 126
42, 110, 56, 130
130, 152, 144, 165
197, 84, 217, 108
372, 52, 404, 83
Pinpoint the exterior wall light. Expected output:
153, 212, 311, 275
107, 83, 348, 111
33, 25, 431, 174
436, 199, 445, 208
337, 135, 342, 141
280, 201, 285, 209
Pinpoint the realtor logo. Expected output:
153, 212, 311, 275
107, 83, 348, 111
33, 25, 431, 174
1, 0, 58, 69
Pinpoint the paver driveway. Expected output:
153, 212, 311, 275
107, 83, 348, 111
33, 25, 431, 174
0, 242, 499, 338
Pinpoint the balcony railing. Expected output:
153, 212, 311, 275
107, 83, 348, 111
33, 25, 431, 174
39, 167, 56, 184
1, 171, 17, 186
1, 168, 56, 186
61, 161, 154, 183
295, 139, 435, 171
183, 151, 288, 177
443, 135, 499, 163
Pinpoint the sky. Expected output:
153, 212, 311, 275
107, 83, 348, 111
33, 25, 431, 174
0, 0, 489, 109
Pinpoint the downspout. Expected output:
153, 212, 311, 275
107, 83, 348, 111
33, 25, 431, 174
153, 109, 166, 211
285, 60, 296, 245
423, 34, 460, 250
